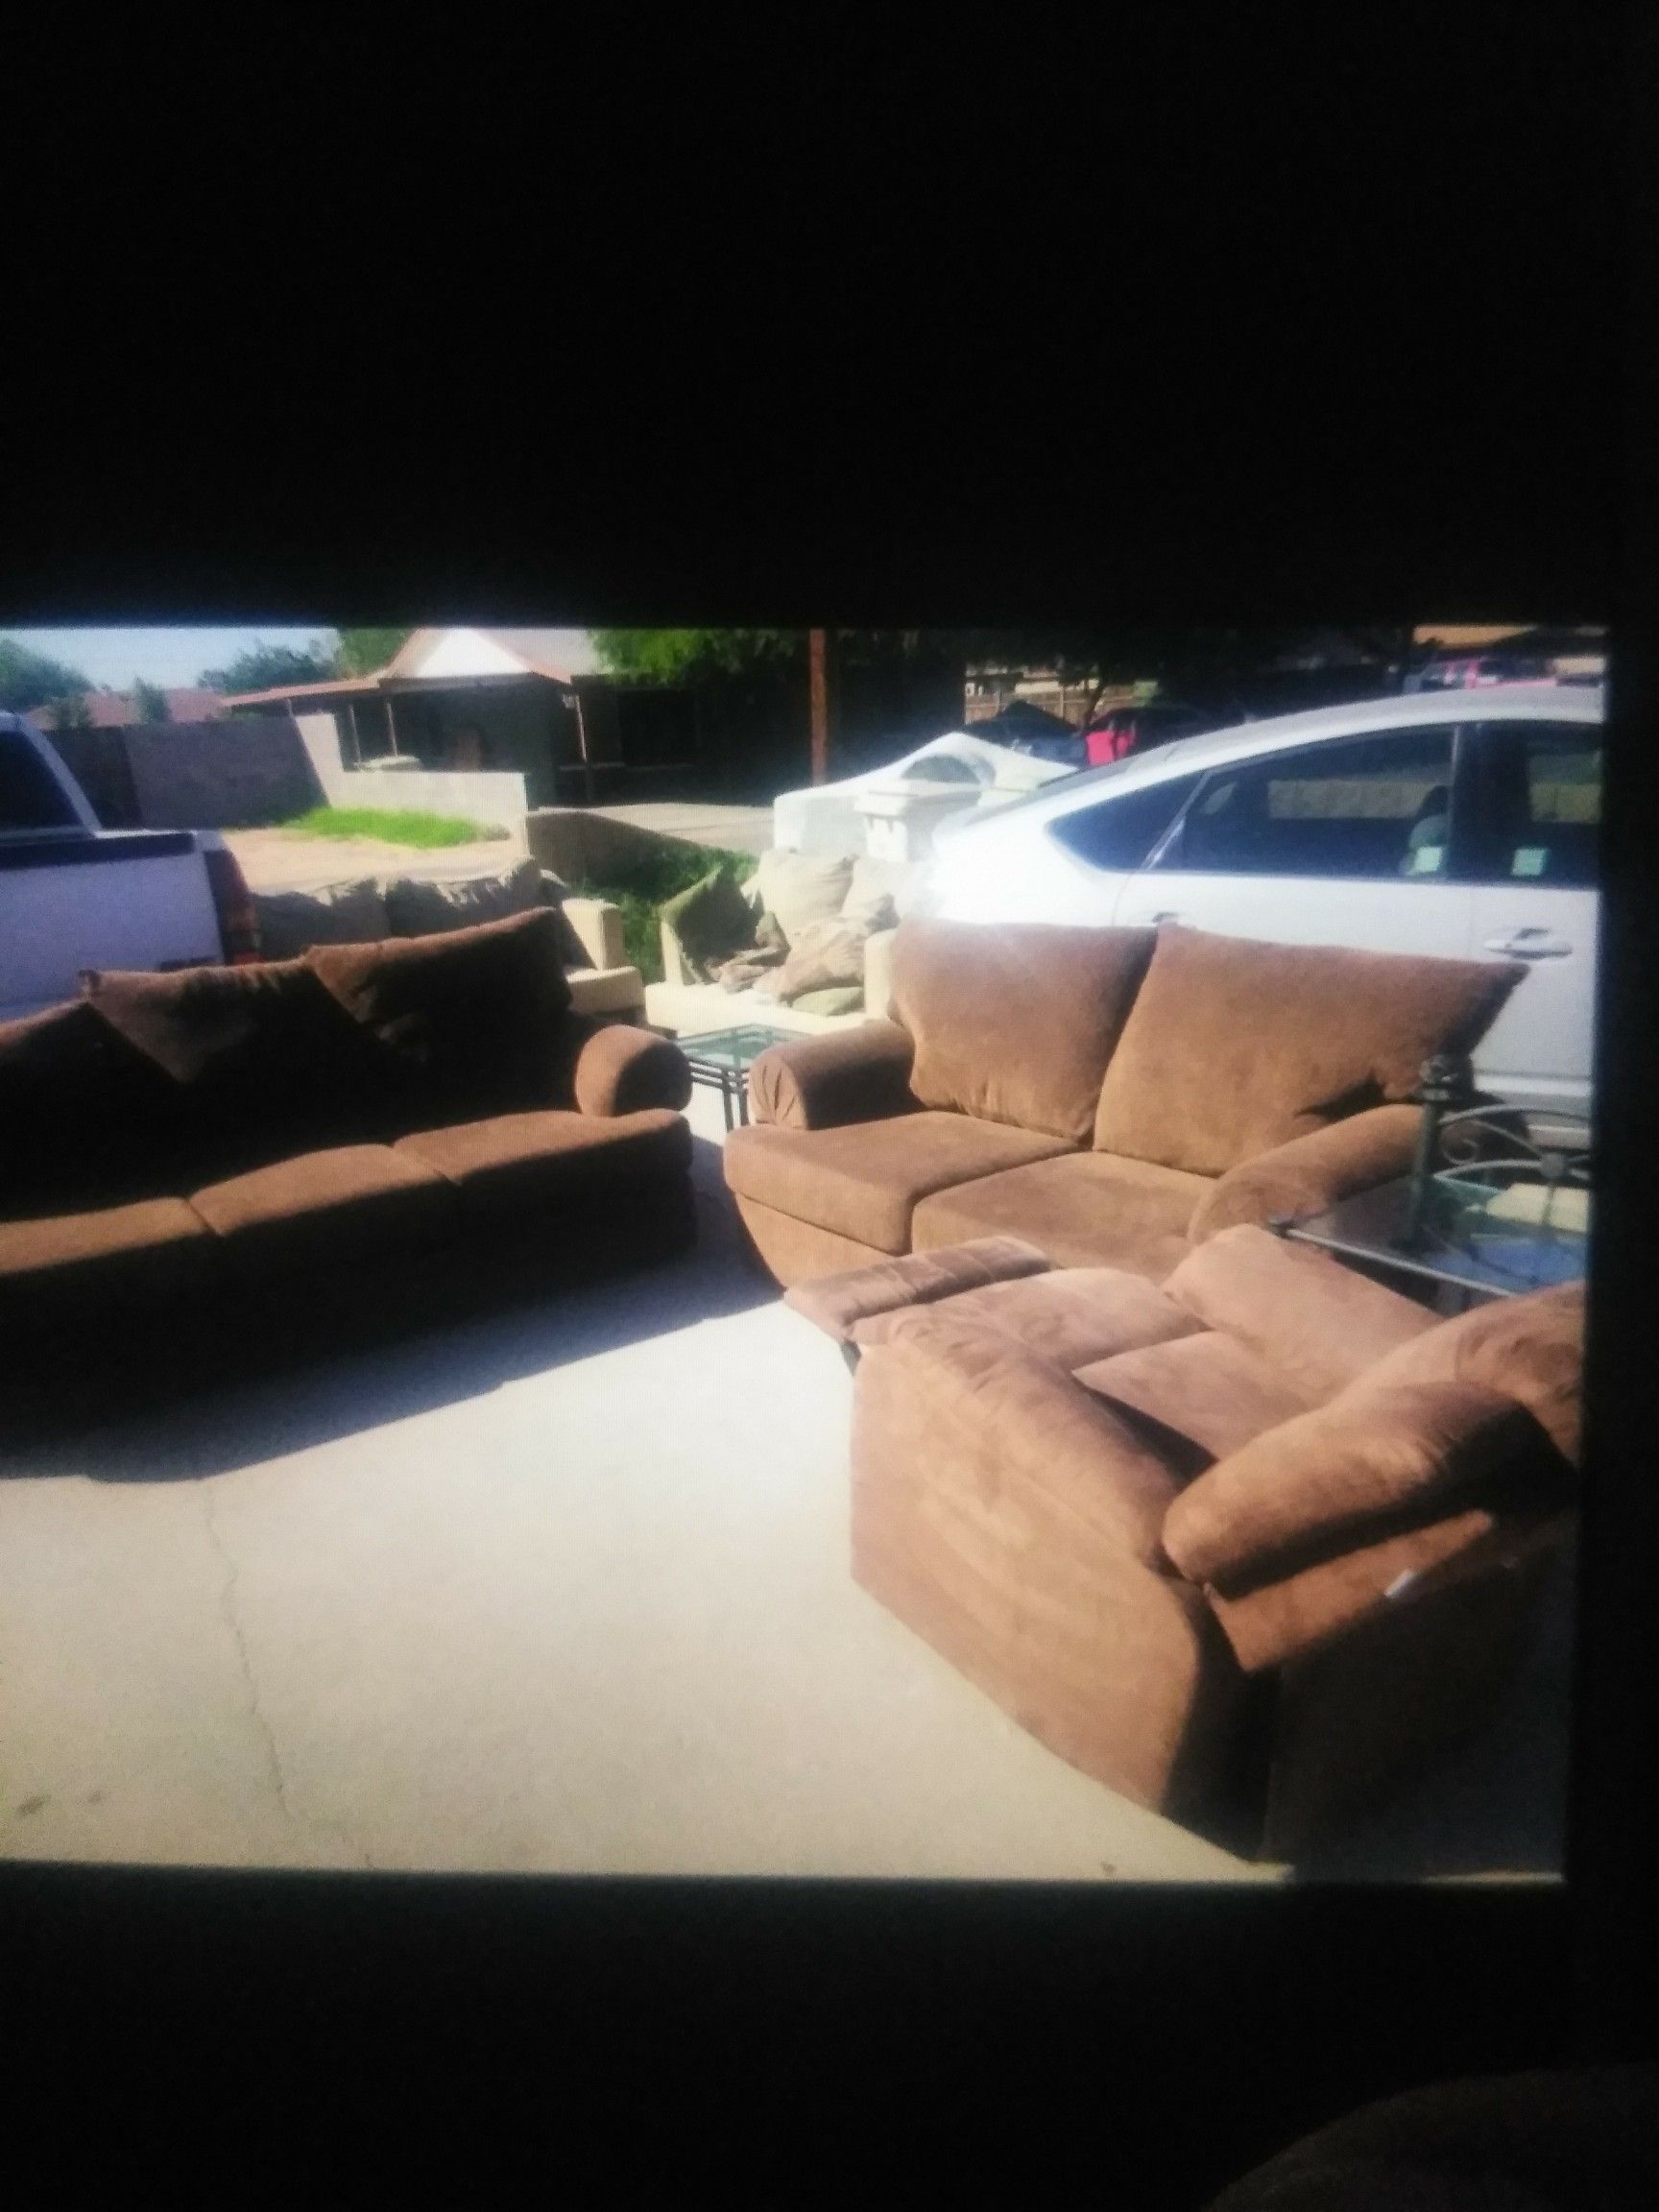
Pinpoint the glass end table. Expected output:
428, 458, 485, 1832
1273, 1173, 1590, 1307
671, 1023, 803, 1131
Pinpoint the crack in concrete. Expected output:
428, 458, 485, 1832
200, 1485, 375, 1871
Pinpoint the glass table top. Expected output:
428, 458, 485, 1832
674, 1024, 801, 1070
1279, 1174, 1590, 1299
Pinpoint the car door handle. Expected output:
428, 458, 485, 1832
1483, 928, 1573, 959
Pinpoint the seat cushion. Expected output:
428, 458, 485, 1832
752, 849, 855, 943
0, 1196, 216, 1323
0, 999, 184, 1214
912, 1149, 1210, 1278
888, 919, 1155, 1144
1357, 1279, 1586, 1465
1094, 924, 1526, 1176
723, 1112, 1074, 1257
381, 857, 547, 939
1164, 1223, 1437, 1402
190, 1145, 456, 1273
1076, 1331, 1315, 1460
307, 907, 574, 1119
783, 1236, 1054, 1342
854, 1263, 1202, 1370
395, 1108, 690, 1226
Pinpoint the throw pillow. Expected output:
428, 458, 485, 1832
1094, 925, 1527, 1177
788, 985, 865, 1017
0, 999, 184, 1212
1161, 1377, 1565, 1595
889, 918, 1156, 1146
772, 915, 877, 1004
752, 850, 854, 944
661, 869, 758, 983
252, 878, 390, 961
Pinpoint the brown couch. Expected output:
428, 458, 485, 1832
787, 1225, 1583, 1856
0, 908, 694, 1427
725, 919, 1526, 1286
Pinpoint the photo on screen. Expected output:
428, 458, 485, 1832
0, 620, 1604, 1884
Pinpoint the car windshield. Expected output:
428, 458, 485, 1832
0, 728, 81, 831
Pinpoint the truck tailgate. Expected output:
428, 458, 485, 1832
0, 831, 224, 1018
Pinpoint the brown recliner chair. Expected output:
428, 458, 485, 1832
788, 1225, 1583, 1857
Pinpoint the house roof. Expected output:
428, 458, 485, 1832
30, 685, 228, 727
385, 627, 600, 684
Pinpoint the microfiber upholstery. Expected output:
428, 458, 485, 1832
1076, 1332, 1314, 1460
889, 918, 1156, 1145
0, 1000, 183, 1212
912, 1150, 1209, 1280
1094, 925, 1527, 1176
1356, 1278, 1588, 1465
395, 1109, 691, 1227
854, 1263, 1201, 1369
724, 1112, 1073, 1257
189, 1144, 455, 1276
381, 856, 546, 938
0, 1195, 217, 1326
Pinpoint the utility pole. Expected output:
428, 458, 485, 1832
808, 628, 831, 784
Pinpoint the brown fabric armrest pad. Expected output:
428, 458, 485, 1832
1188, 1103, 1424, 1243
747, 1019, 918, 1130
573, 1023, 692, 1118
782, 1236, 1053, 1341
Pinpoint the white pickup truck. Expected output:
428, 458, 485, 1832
1, 711, 258, 1022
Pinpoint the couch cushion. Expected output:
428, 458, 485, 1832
190, 1144, 455, 1273
724, 1112, 1073, 1257
772, 915, 878, 1004
395, 1107, 690, 1226
381, 856, 543, 939
1162, 1377, 1562, 1594
82, 956, 395, 1166
660, 868, 758, 982
1356, 1279, 1586, 1465
0, 1195, 216, 1324
306, 907, 573, 1119
1076, 1332, 1315, 1460
1164, 1224, 1437, 1401
0, 999, 184, 1214
855, 1263, 1202, 1369
912, 1150, 1210, 1279
841, 854, 926, 926
1094, 925, 1526, 1176
753, 849, 855, 943
889, 919, 1156, 1146
252, 878, 391, 960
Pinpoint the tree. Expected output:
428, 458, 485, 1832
199, 638, 339, 696
336, 627, 414, 678
131, 679, 170, 724
0, 636, 91, 715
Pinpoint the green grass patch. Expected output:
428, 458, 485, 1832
280, 805, 509, 849
569, 840, 753, 983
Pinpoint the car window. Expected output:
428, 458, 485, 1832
0, 729, 81, 831
1047, 773, 1204, 872
904, 754, 980, 785
1160, 729, 1455, 880
1470, 722, 1601, 890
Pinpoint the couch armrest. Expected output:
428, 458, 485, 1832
659, 915, 696, 988
561, 895, 626, 973
862, 926, 898, 1021
1188, 1104, 1423, 1243
572, 1022, 692, 1118
748, 1019, 918, 1131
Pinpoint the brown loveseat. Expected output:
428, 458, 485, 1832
725, 920, 1527, 1286
788, 1226, 1584, 1856
0, 907, 694, 1426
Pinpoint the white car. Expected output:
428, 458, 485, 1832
926, 685, 1602, 1115
772, 730, 1071, 856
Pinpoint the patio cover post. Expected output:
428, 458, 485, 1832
808, 628, 831, 784
385, 692, 400, 757
571, 684, 596, 805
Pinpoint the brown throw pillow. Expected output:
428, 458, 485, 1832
382, 856, 546, 938
889, 918, 1156, 1145
1161, 1377, 1564, 1595
772, 915, 878, 1004
1094, 925, 1526, 1176
0, 999, 183, 1212
1355, 1278, 1587, 1465
660, 869, 758, 982
306, 907, 573, 1118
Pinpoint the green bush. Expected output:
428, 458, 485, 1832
569, 841, 753, 983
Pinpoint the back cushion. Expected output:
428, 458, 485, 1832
753, 849, 854, 943
0, 999, 182, 1214
1357, 1279, 1586, 1465
252, 878, 390, 961
842, 854, 927, 926
306, 906, 573, 1119
889, 919, 1156, 1145
382, 856, 545, 938
82, 957, 394, 1167
1094, 925, 1525, 1175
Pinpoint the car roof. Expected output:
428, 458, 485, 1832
940, 682, 1605, 840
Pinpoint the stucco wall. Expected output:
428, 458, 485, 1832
295, 722, 528, 850
120, 715, 325, 829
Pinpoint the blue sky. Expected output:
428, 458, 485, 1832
5, 626, 337, 689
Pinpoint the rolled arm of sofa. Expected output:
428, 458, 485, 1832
1188, 1104, 1423, 1243
573, 1022, 692, 1118
748, 1019, 918, 1131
